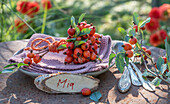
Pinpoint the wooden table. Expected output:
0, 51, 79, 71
0, 40, 169, 104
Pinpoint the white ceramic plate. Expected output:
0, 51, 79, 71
15, 48, 114, 78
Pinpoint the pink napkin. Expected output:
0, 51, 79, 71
9, 33, 112, 74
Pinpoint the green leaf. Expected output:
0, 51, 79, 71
98, 57, 102, 61
118, 27, 127, 36
66, 38, 76, 42
71, 16, 75, 27
139, 17, 151, 28
165, 70, 170, 77
74, 39, 87, 47
109, 53, 116, 66
78, 13, 86, 23
166, 77, 170, 83
129, 29, 136, 37
160, 64, 167, 74
134, 61, 140, 64
157, 57, 164, 71
134, 53, 141, 56
133, 12, 139, 26
124, 35, 130, 42
70, 16, 80, 35
79, 28, 91, 36
135, 42, 141, 49
134, 44, 139, 51
125, 56, 129, 66
142, 75, 148, 80
140, 30, 144, 41
115, 53, 125, 73
151, 77, 162, 86
165, 38, 170, 62
75, 25, 80, 35
143, 69, 156, 77
17, 63, 29, 68
168, 62, 170, 70
90, 91, 102, 102
4, 63, 18, 68
0, 68, 16, 74
57, 44, 67, 49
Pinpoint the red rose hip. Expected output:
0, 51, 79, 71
162, 56, 167, 64
142, 46, 147, 51
81, 42, 89, 51
24, 57, 32, 65
90, 52, 97, 60
65, 55, 73, 64
74, 48, 83, 56
27, 51, 34, 58
145, 49, 151, 55
67, 25, 75, 36
133, 25, 138, 32
33, 54, 41, 64
63, 49, 73, 56
83, 50, 90, 59
89, 26, 96, 36
129, 37, 137, 45
81, 88, 91, 96
122, 43, 132, 51
125, 50, 133, 58
66, 42, 74, 49
90, 36, 96, 45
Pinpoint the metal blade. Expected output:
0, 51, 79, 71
118, 66, 131, 93
128, 64, 142, 86
130, 62, 155, 92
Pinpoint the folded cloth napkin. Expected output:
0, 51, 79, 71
8, 33, 112, 74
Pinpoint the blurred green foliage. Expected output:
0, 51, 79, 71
0, 0, 169, 44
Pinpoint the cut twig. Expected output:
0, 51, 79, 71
141, 54, 170, 85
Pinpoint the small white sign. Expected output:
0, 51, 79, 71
34, 73, 100, 93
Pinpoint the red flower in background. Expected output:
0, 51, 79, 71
14, 19, 28, 34
159, 4, 170, 21
146, 18, 159, 32
158, 30, 169, 41
149, 7, 161, 19
41, 0, 52, 10
27, 2, 40, 17
16, 1, 30, 14
149, 33, 161, 46
16, 1, 40, 18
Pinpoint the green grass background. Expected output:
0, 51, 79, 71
0, 0, 170, 48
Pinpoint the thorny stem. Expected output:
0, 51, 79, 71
137, 28, 170, 85
136, 49, 159, 74
141, 55, 170, 85
139, 30, 143, 45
